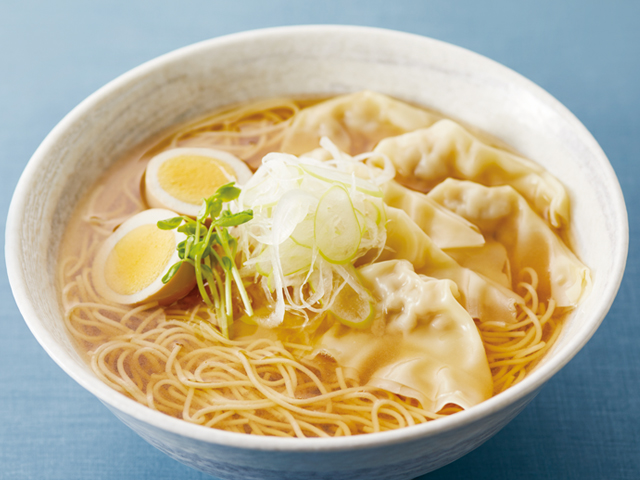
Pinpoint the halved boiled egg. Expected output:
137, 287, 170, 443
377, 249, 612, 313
143, 148, 253, 216
92, 208, 196, 305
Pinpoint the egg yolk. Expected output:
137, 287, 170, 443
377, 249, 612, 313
104, 224, 175, 295
157, 155, 236, 205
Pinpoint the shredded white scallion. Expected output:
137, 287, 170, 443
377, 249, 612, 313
236, 138, 390, 327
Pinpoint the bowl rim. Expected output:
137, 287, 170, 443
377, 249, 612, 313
6, 24, 629, 453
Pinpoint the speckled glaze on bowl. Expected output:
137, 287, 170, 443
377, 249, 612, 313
6, 26, 628, 479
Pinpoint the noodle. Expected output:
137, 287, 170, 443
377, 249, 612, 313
58, 96, 569, 437
163, 98, 302, 169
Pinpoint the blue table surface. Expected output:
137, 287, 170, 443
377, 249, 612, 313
1, 1, 639, 479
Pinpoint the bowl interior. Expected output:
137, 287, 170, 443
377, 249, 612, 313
6, 26, 627, 451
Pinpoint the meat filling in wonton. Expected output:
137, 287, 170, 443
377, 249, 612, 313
427, 179, 591, 307
374, 119, 570, 228
282, 91, 439, 156
317, 260, 493, 412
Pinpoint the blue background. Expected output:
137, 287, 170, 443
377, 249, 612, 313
1, 1, 638, 479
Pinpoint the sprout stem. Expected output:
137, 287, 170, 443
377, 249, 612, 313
158, 183, 253, 339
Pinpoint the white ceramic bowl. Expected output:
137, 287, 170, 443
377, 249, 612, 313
6, 26, 628, 479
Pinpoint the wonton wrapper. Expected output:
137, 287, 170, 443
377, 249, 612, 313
382, 182, 512, 288
382, 180, 485, 250
317, 260, 493, 412
445, 240, 512, 289
281, 91, 439, 155
374, 119, 570, 228
428, 179, 591, 307
381, 206, 520, 323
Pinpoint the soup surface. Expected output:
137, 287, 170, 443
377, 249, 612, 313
58, 91, 590, 437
